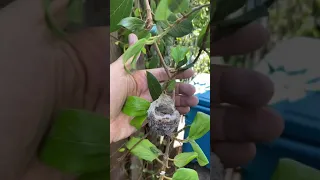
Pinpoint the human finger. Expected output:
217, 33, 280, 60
175, 95, 199, 107
211, 22, 270, 56
211, 64, 274, 107
212, 142, 256, 168
211, 106, 284, 142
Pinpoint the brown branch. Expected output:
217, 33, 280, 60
154, 43, 171, 79
145, 0, 153, 30
159, 136, 172, 180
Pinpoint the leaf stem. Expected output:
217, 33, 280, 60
163, 176, 172, 180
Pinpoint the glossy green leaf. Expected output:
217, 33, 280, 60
39, 109, 109, 174
146, 71, 162, 101
67, 0, 84, 24
174, 152, 198, 168
150, 0, 157, 12
78, 171, 109, 180
172, 168, 199, 180
168, 0, 189, 13
118, 17, 145, 32
122, 96, 151, 116
134, 8, 141, 17
171, 46, 189, 63
189, 140, 209, 166
169, 19, 193, 37
130, 114, 147, 129
123, 38, 147, 63
155, 0, 171, 21
110, 0, 133, 32
212, 0, 247, 23
126, 137, 161, 162
188, 112, 210, 140
136, 30, 151, 39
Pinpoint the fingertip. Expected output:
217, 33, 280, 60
128, 33, 138, 46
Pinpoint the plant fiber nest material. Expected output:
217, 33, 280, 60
147, 94, 180, 136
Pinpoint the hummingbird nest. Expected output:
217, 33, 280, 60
147, 94, 180, 136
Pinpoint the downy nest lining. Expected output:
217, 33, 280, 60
147, 94, 180, 136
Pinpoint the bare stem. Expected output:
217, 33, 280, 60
154, 43, 171, 79
145, 0, 153, 30
159, 136, 172, 180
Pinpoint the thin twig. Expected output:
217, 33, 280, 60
159, 136, 172, 180
145, 0, 153, 30
154, 43, 171, 79
175, 125, 190, 135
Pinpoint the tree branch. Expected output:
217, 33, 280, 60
154, 43, 171, 79
145, 0, 153, 30
159, 136, 172, 180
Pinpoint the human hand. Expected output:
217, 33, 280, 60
0, 0, 107, 179
110, 34, 199, 143
211, 23, 284, 168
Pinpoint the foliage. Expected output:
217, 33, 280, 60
113, 0, 211, 179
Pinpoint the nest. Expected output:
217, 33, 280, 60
147, 94, 180, 136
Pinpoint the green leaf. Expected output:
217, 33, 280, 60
78, 171, 109, 180
39, 109, 109, 174
118, 148, 125, 152
148, 56, 160, 69
110, 0, 133, 32
130, 114, 147, 129
212, 0, 247, 23
123, 38, 147, 63
146, 71, 162, 101
137, 30, 151, 39
188, 112, 210, 140
150, 0, 157, 12
172, 168, 199, 180
168, 19, 193, 37
168, 0, 189, 13
163, 80, 176, 92
171, 46, 189, 63
189, 140, 209, 167
126, 137, 161, 162
174, 152, 198, 168
118, 17, 145, 32
134, 8, 141, 17
67, 0, 84, 24
155, 0, 171, 21
122, 96, 151, 117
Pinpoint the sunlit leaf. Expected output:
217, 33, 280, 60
172, 168, 199, 180
155, 0, 171, 21
130, 114, 147, 129
174, 152, 198, 168
118, 17, 145, 32
171, 46, 189, 63
188, 112, 210, 140
122, 96, 150, 117
126, 137, 161, 162
189, 140, 209, 167
123, 38, 147, 63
